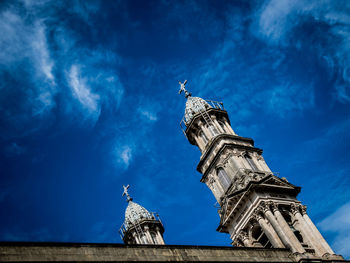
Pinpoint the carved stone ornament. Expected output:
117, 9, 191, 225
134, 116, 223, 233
252, 209, 263, 221
259, 201, 271, 213
270, 202, 279, 212
238, 230, 249, 242
232, 149, 240, 157
301, 205, 307, 215
290, 203, 301, 216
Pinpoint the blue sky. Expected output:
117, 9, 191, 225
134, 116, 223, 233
0, 0, 350, 258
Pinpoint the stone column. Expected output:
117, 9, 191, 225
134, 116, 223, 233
155, 227, 165, 245
144, 226, 153, 244
271, 203, 305, 253
291, 204, 326, 256
260, 202, 294, 251
253, 210, 284, 248
194, 134, 205, 151
199, 120, 212, 140
223, 117, 235, 135
238, 230, 252, 247
301, 205, 334, 255
132, 232, 141, 244
213, 117, 225, 134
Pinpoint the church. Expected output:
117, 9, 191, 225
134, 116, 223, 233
0, 81, 347, 262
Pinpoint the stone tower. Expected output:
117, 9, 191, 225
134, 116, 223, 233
119, 185, 165, 245
179, 80, 342, 260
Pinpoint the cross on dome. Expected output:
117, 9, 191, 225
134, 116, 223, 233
178, 80, 191, 98
122, 184, 133, 202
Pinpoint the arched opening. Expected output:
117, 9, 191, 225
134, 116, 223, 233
251, 224, 272, 248
199, 130, 208, 144
217, 167, 230, 191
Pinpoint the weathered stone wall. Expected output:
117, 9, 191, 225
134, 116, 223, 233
0, 242, 296, 262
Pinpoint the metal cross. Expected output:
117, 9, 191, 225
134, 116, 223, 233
122, 184, 132, 201
178, 80, 191, 98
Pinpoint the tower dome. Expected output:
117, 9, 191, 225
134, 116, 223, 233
184, 96, 211, 123
119, 185, 165, 245
124, 201, 153, 229
178, 80, 211, 124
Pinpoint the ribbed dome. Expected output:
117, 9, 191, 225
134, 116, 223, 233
184, 96, 211, 124
124, 201, 153, 229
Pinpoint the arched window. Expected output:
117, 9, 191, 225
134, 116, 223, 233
217, 167, 230, 191
244, 153, 258, 171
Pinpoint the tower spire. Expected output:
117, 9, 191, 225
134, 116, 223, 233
122, 184, 132, 202
178, 80, 191, 98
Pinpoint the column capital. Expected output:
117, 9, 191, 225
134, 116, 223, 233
290, 203, 302, 216
259, 201, 271, 212
238, 230, 249, 241
253, 208, 264, 221
270, 202, 279, 212
300, 205, 307, 215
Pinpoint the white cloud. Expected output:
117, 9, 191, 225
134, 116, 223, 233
115, 145, 133, 169
139, 110, 157, 122
319, 202, 350, 258
254, 0, 350, 103
31, 22, 55, 83
67, 64, 101, 117
137, 100, 160, 122
0, 8, 56, 118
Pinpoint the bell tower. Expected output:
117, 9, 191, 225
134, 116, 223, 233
119, 185, 165, 245
179, 80, 343, 260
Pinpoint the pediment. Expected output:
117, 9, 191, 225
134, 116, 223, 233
260, 176, 297, 189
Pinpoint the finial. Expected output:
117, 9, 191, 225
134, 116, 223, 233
178, 80, 191, 98
122, 184, 133, 202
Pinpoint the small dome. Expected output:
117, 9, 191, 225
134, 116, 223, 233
184, 96, 211, 124
124, 201, 153, 229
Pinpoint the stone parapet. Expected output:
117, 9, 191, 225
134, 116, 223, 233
0, 242, 295, 262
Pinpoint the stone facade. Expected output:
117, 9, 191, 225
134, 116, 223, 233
180, 89, 344, 261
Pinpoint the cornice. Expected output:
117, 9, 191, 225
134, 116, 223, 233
198, 139, 262, 181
